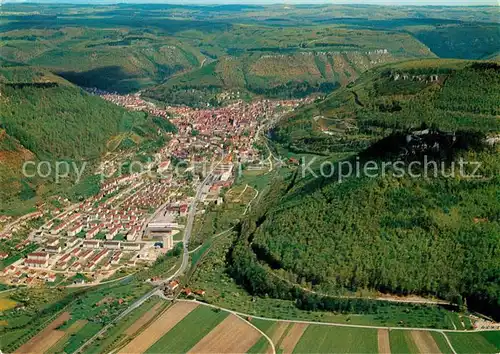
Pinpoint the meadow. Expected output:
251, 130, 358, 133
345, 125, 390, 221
447, 331, 500, 354
293, 325, 378, 353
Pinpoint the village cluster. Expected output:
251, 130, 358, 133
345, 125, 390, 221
0, 93, 307, 287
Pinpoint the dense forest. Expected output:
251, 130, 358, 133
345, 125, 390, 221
229, 61, 500, 320
0, 67, 176, 209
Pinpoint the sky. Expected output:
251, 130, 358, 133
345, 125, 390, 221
4, 0, 499, 4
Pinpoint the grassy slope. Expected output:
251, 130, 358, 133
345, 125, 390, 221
412, 24, 500, 60
431, 332, 454, 354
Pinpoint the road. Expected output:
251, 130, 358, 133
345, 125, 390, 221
74, 155, 225, 353
170, 154, 225, 280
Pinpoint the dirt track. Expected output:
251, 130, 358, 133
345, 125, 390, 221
411, 330, 441, 354
15, 312, 71, 354
378, 329, 391, 354
188, 314, 261, 353
279, 323, 308, 354
118, 302, 198, 354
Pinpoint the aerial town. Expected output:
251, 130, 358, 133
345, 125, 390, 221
0, 92, 308, 287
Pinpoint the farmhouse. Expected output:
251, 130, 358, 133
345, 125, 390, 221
45, 238, 59, 247
3, 265, 15, 275
51, 222, 68, 235
71, 262, 82, 271
127, 226, 141, 241
56, 253, 72, 269
79, 249, 94, 260
89, 249, 108, 264
111, 251, 122, 265
106, 227, 121, 240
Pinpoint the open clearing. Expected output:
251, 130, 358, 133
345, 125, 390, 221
378, 329, 391, 354
280, 323, 308, 354
188, 314, 262, 353
292, 325, 378, 353
411, 330, 441, 354
14, 312, 70, 354
118, 301, 198, 354
125, 302, 163, 335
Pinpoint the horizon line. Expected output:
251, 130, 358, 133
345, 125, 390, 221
3, 1, 499, 6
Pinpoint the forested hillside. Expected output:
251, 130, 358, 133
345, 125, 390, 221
143, 26, 433, 104
229, 60, 500, 319
273, 60, 500, 155
0, 66, 174, 211
412, 24, 500, 60
2, 3, 497, 102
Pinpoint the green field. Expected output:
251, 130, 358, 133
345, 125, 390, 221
2, 3, 496, 106
247, 337, 270, 354
248, 318, 276, 334
61, 322, 102, 354
431, 332, 454, 354
293, 325, 378, 353
389, 330, 420, 354
447, 331, 500, 354
145, 305, 228, 353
